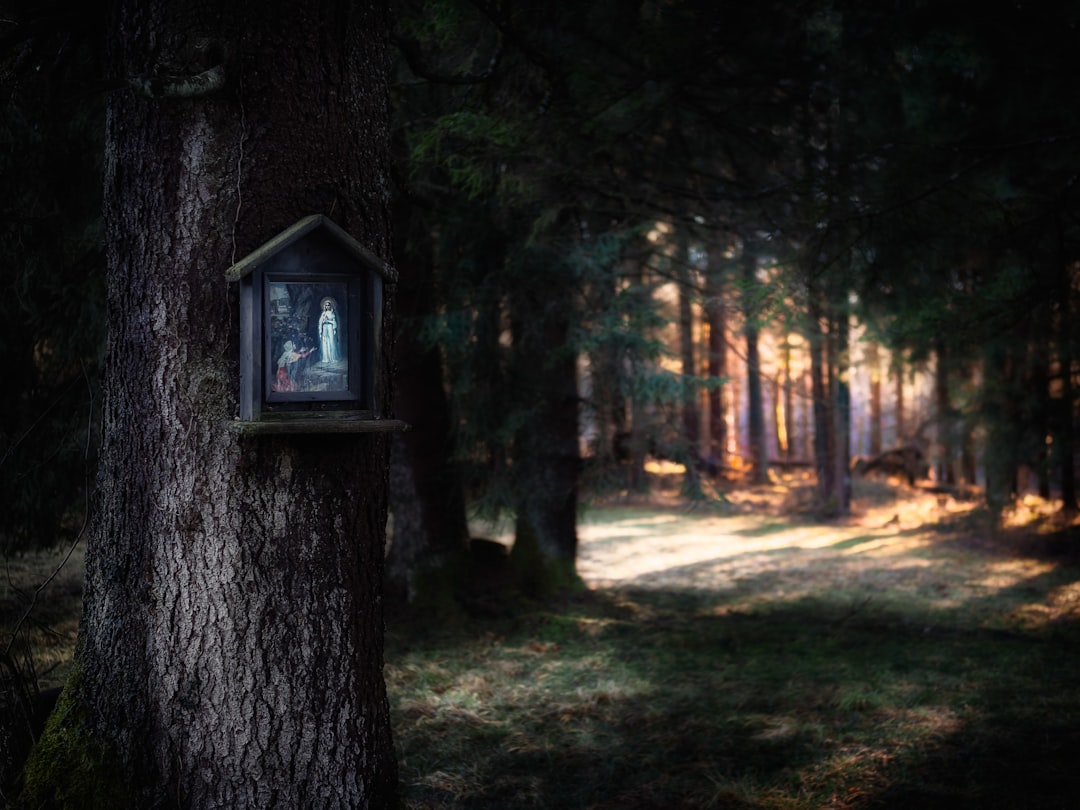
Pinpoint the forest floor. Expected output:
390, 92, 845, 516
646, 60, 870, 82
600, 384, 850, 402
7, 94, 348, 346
4, 475, 1080, 807
389, 475, 1080, 809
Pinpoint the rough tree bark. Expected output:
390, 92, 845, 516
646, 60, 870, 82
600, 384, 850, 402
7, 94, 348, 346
32, 3, 399, 807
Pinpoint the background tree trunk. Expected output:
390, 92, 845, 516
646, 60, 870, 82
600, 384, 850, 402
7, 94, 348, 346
1057, 212, 1077, 510
509, 245, 580, 594
893, 357, 906, 442
832, 297, 852, 512
676, 235, 702, 494
935, 341, 957, 486
868, 341, 882, 456
781, 339, 795, 459
705, 253, 727, 470
386, 198, 470, 606
69, 3, 398, 807
743, 240, 767, 484
809, 304, 834, 508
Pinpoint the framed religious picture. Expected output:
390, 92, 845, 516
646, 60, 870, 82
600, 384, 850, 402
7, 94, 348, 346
226, 215, 405, 434
264, 279, 354, 402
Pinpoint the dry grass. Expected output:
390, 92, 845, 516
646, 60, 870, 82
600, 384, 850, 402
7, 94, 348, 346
389, 479, 1080, 808
1, 542, 84, 692
4, 480, 1080, 808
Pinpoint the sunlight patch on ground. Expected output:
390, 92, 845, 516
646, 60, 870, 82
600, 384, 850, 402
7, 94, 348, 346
573, 489, 1076, 626
1001, 494, 1070, 528
839, 534, 933, 557
1006, 575, 1080, 628
577, 513, 932, 586
974, 558, 1057, 591
643, 459, 686, 475
1047, 580, 1080, 619
897, 705, 965, 738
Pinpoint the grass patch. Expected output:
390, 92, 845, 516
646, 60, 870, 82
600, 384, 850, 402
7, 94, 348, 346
4, 485, 1080, 808
388, 489, 1080, 809
1, 543, 84, 692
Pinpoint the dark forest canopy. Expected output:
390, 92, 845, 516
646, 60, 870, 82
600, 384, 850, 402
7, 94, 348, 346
4, 0, 1080, 554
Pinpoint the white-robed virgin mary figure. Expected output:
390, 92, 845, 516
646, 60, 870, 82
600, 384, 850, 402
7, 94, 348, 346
318, 296, 340, 364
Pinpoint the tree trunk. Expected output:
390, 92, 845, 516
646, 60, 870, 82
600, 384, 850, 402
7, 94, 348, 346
386, 197, 470, 606
59, 4, 398, 807
1030, 334, 1052, 499
705, 254, 727, 469
984, 341, 1022, 515
509, 246, 580, 595
771, 373, 782, 459
1058, 213, 1077, 511
676, 235, 702, 494
626, 252, 651, 492
808, 298, 834, 510
935, 341, 957, 486
893, 355, 906, 443
782, 339, 795, 459
832, 301, 852, 513
800, 362, 813, 460
868, 341, 882, 456
743, 240, 768, 484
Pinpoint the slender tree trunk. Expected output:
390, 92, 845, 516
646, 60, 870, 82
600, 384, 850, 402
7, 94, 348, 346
676, 236, 702, 494
1061, 325, 1078, 511
935, 341, 957, 486
62, 4, 399, 807
985, 342, 1022, 515
1031, 336, 1052, 499
732, 366, 743, 466
961, 413, 978, 486
808, 297, 834, 511
743, 240, 767, 484
800, 362, 813, 460
771, 373, 783, 459
894, 354, 905, 443
782, 340, 795, 459
1056, 211, 1077, 511
868, 341, 882, 456
705, 256, 727, 470
626, 253, 651, 491
832, 301, 852, 513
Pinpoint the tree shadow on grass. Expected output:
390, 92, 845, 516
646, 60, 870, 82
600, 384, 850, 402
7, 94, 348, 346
389, 551, 1080, 809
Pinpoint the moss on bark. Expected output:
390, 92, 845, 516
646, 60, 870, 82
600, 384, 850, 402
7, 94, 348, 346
509, 520, 583, 598
15, 663, 130, 810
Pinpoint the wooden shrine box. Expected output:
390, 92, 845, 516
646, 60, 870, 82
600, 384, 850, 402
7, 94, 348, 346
226, 215, 405, 435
